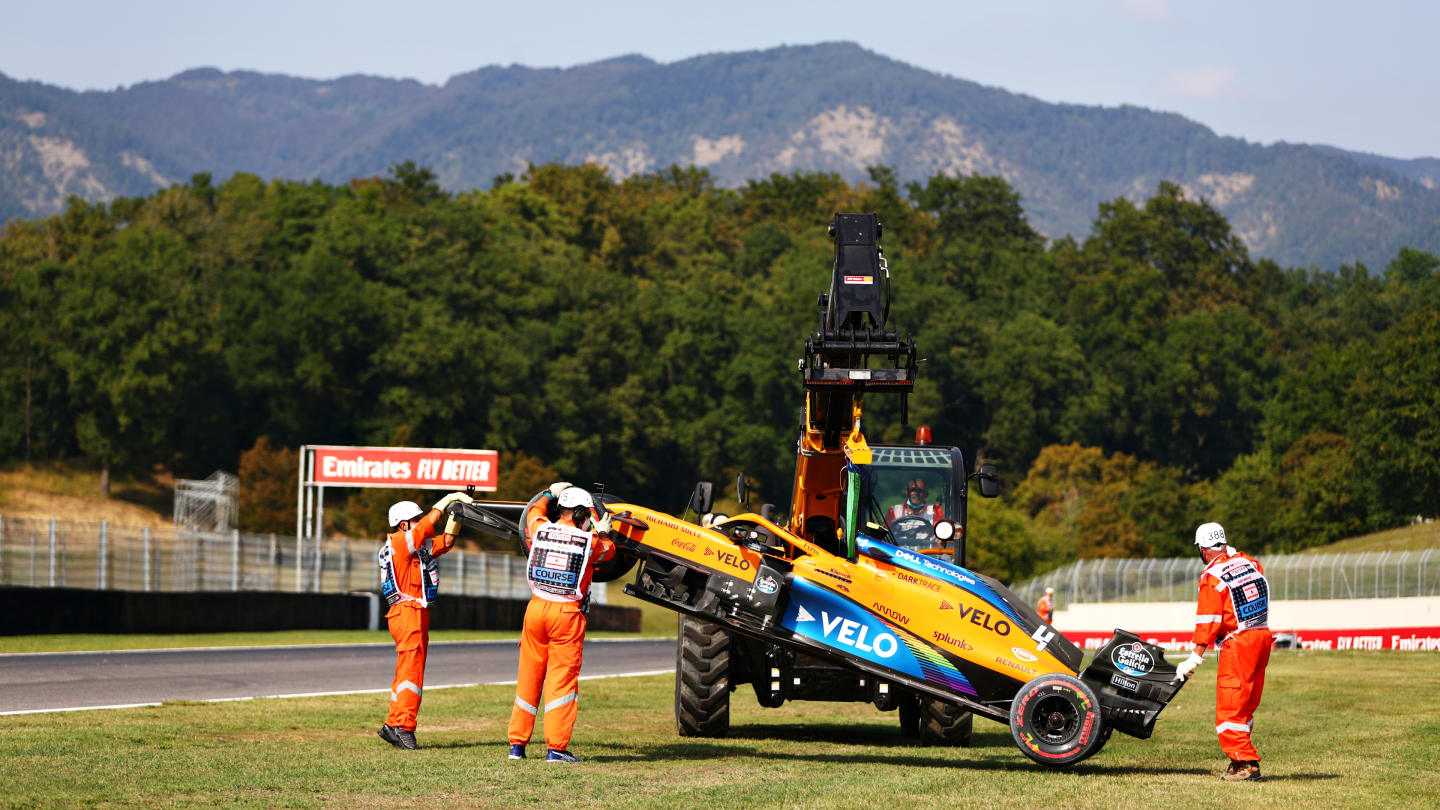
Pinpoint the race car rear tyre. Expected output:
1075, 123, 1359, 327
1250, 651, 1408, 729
675, 614, 730, 737
918, 697, 972, 747
1008, 673, 1107, 767
591, 550, 638, 583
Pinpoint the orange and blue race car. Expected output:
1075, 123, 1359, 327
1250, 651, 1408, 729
599, 476, 1184, 766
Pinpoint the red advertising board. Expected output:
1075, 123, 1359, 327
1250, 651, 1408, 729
1063, 628, 1440, 653
309, 445, 497, 490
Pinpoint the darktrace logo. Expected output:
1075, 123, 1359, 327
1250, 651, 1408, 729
1111, 641, 1155, 677
894, 569, 941, 592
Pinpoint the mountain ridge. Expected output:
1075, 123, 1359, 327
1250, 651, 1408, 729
3, 41, 1437, 270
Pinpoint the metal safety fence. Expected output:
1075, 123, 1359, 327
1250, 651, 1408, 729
0, 515, 604, 603
1012, 548, 1440, 609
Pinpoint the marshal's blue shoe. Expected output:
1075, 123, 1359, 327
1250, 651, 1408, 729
508, 744, 526, 760
545, 749, 581, 763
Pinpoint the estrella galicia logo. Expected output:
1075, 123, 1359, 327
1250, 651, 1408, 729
756, 575, 779, 595
1111, 641, 1155, 677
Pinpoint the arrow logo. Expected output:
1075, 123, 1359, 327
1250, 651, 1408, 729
940, 599, 954, 610
796, 605, 815, 623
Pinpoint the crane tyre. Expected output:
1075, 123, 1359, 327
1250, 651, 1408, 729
918, 697, 972, 747
675, 614, 730, 737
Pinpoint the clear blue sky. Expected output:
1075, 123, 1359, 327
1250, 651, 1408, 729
3, 0, 1435, 158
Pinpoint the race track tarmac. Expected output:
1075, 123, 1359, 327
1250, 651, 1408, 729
0, 638, 675, 714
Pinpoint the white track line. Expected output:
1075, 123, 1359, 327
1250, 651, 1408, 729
0, 667, 675, 716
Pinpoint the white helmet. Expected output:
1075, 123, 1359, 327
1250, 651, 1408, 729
388, 501, 424, 528
1195, 521, 1227, 549
1045, 587, 1054, 595
557, 488, 594, 510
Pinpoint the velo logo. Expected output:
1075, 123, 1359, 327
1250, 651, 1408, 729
816, 611, 898, 658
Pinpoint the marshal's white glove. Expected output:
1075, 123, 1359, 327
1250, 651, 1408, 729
433, 491, 474, 511
548, 481, 573, 498
1173, 652, 1204, 682
592, 514, 613, 535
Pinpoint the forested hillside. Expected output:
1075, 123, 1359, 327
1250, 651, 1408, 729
2, 163, 1437, 582
4, 42, 1440, 271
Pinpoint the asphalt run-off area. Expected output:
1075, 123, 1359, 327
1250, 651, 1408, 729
0, 638, 676, 715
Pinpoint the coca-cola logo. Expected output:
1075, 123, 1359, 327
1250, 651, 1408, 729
1111, 641, 1155, 677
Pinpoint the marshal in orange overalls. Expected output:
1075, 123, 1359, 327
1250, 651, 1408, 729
382, 508, 456, 734
1191, 548, 1273, 763
507, 492, 615, 754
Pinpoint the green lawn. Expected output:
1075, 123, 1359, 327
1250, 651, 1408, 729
1301, 521, 1440, 554
2, 651, 1437, 808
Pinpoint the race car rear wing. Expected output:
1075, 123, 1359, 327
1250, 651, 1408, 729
1079, 630, 1187, 739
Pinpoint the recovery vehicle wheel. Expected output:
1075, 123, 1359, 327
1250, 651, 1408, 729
898, 695, 920, 738
918, 697, 972, 747
1008, 673, 1107, 767
675, 614, 730, 737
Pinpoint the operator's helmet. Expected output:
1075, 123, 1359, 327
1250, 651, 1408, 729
1045, 587, 1054, 595
388, 500, 424, 528
1194, 522, 1227, 549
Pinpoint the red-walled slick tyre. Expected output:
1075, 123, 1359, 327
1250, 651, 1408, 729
1008, 673, 1107, 767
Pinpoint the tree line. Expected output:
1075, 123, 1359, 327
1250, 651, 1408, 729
2, 162, 1437, 582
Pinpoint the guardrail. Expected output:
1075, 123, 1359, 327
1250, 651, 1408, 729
0, 515, 605, 603
1012, 547, 1440, 609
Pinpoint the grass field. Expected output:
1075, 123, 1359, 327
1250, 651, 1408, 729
2, 651, 1437, 808
1297, 521, 1440, 554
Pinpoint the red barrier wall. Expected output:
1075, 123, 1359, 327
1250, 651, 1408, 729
1063, 627, 1440, 652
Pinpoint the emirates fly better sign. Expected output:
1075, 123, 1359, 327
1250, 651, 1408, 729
309, 445, 498, 490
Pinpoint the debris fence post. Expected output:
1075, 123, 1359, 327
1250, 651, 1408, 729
98, 520, 107, 589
